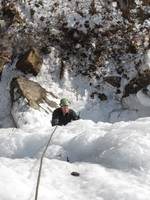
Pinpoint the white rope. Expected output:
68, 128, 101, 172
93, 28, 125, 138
34, 125, 58, 200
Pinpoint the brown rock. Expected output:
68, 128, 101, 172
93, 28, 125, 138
0, 51, 12, 79
104, 76, 121, 88
123, 71, 150, 98
10, 76, 58, 110
2, 3, 24, 27
16, 48, 43, 76
142, 0, 150, 6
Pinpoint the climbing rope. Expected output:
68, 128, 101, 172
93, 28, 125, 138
34, 125, 58, 200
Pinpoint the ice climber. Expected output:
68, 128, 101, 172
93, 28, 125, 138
51, 98, 79, 126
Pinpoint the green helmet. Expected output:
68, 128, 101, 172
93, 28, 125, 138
60, 98, 71, 106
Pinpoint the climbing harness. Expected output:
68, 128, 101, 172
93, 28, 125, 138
34, 125, 58, 200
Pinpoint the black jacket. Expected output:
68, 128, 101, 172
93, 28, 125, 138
51, 107, 79, 126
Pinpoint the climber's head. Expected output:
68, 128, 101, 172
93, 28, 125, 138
60, 98, 71, 114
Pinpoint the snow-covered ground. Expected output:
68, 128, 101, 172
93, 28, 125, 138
1, 118, 150, 200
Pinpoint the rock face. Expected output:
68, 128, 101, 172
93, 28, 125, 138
0, 0, 149, 103
123, 50, 150, 98
2, 2, 24, 27
16, 48, 43, 76
123, 71, 150, 98
104, 76, 121, 88
10, 76, 58, 110
0, 34, 13, 78
0, 51, 11, 78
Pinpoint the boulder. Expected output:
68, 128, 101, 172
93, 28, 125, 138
10, 76, 58, 110
0, 51, 12, 79
2, 3, 24, 27
104, 76, 121, 88
143, 0, 150, 5
123, 50, 150, 98
123, 71, 150, 98
16, 48, 43, 75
